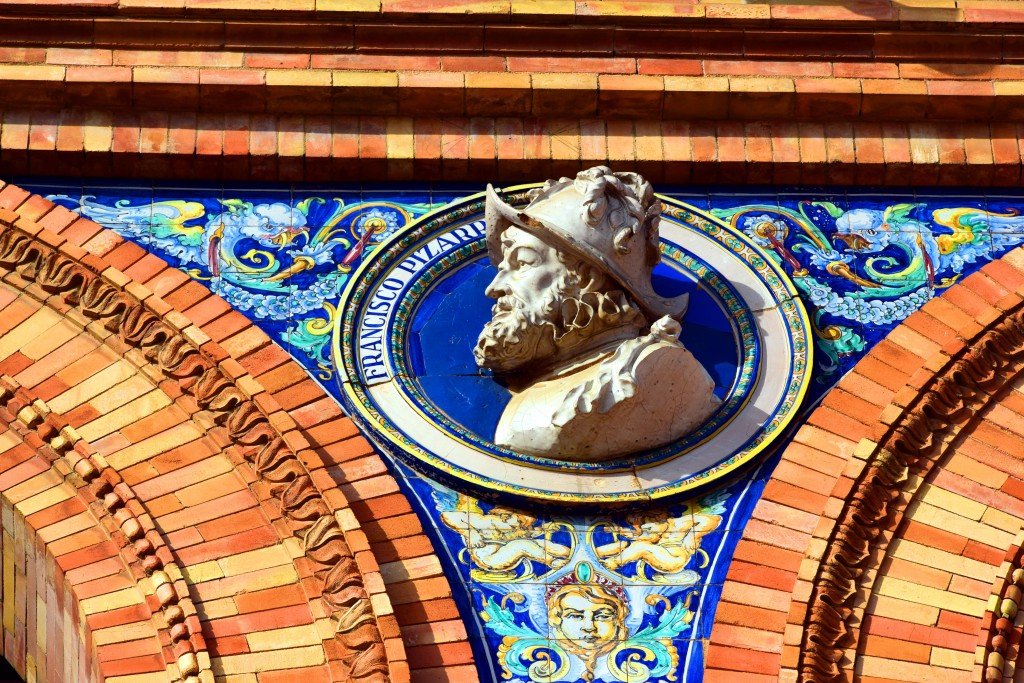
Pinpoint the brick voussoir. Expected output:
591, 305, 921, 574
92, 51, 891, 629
712, 246, 1024, 680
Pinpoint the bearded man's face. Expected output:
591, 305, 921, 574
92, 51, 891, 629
474, 227, 571, 373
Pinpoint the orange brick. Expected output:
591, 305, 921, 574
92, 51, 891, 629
860, 633, 931, 663
705, 643, 781, 674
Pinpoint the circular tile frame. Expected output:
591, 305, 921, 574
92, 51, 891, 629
333, 188, 812, 506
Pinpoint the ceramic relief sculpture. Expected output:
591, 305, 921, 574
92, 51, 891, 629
477, 167, 720, 461
333, 174, 809, 505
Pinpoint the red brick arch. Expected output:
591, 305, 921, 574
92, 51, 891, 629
0, 383, 169, 682
0, 182, 477, 683
706, 247, 1024, 682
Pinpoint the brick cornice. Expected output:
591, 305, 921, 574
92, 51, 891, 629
2, 0, 1024, 184
1, 13, 1022, 53
0, 0, 1023, 29
3, 64, 1023, 122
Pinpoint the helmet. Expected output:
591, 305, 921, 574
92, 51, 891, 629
485, 166, 689, 320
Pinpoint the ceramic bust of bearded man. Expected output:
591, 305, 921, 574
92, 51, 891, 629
474, 166, 720, 462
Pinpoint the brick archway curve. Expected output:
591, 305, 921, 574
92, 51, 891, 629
0, 181, 477, 683
706, 247, 1024, 682
0, 373, 172, 682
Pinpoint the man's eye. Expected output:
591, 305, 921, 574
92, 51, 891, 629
511, 248, 539, 268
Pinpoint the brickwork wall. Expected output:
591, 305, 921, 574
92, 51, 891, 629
0, 182, 477, 683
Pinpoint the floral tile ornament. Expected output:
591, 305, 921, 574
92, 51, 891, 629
716, 196, 1024, 396
428, 480, 725, 683
46, 189, 445, 380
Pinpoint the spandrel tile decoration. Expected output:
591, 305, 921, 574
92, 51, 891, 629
0, 175, 1017, 682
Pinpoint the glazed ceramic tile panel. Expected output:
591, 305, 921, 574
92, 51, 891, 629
19, 177, 1024, 683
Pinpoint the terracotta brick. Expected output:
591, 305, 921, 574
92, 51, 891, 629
103, 241, 147, 272
936, 609, 981, 635
465, 73, 530, 117
963, 538, 1004, 566
206, 634, 249, 658
0, 352, 32, 377
532, 74, 597, 117
441, 55, 505, 72
193, 507, 269, 542
598, 74, 663, 117
726, 561, 798, 595
202, 310, 252, 343
261, 667, 332, 683
305, 116, 332, 158
714, 601, 788, 633
860, 633, 932, 663
176, 525, 279, 567
206, 604, 313, 638
405, 641, 473, 669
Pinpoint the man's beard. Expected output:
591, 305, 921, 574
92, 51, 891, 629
474, 291, 560, 373
474, 284, 646, 374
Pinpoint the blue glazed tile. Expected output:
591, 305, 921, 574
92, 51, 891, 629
679, 639, 706, 683
79, 185, 155, 226
426, 181, 484, 195
429, 190, 473, 207
662, 190, 712, 213
217, 179, 288, 195
40, 190, 87, 214
16, 175, 84, 190
361, 188, 433, 204
709, 190, 780, 214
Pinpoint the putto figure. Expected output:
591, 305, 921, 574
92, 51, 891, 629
475, 166, 720, 461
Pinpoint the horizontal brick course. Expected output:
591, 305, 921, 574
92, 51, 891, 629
4, 111, 1024, 185
9, 63, 1024, 122
0, 1, 1022, 184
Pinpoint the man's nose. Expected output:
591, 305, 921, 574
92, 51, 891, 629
484, 270, 509, 299
580, 617, 596, 632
